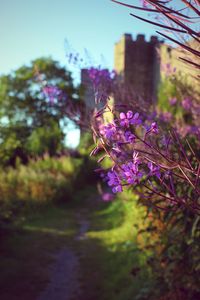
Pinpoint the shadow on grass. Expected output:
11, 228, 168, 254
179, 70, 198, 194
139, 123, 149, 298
0, 206, 77, 300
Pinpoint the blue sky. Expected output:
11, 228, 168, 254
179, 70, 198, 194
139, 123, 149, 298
0, 0, 158, 76
0, 0, 170, 147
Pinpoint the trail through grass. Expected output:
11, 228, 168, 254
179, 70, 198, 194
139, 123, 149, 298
0, 187, 149, 300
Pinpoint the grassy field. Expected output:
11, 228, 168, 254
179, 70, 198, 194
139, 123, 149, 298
0, 186, 149, 300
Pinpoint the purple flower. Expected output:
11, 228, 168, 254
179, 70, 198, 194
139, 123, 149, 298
162, 63, 176, 76
147, 111, 157, 121
88, 68, 115, 85
151, 122, 159, 134
124, 131, 136, 143
140, 0, 148, 7
169, 97, 177, 106
112, 185, 123, 193
120, 111, 141, 127
145, 122, 159, 134
162, 135, 171, 148
181, 98, 192, 111
161, 112, 172, 122
120, 112, 130, 127
86, 67, 115, 103
122, 163, 137, 184
121, 153, 142, 184
42, 85, 62, 103
100, 123, 117, 139
107, 171, 122, 193
177, 124, 192, 137
148, 162, 161, 178
133, 151, 141, 165
111, 145, 122, 157
102, 193, 114, 202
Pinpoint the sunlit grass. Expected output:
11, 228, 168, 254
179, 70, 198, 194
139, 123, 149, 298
78, 190, 150, 300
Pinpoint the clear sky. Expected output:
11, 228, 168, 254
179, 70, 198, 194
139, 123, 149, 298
0, 0, 173, 147
0, 0, 159, 75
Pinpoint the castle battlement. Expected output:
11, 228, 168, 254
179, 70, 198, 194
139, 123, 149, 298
115, 34, 159, 45
114, 34, 161, 101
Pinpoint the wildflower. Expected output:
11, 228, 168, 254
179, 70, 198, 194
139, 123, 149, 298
162, 63, 176, 76
161, 112, 172, 122
121, 153, 142, 185
133, 151, 141, 165
181, 98, 192, 110
111, 145, 122, 157
169, 97, 177, 105
42, 85, 61, 103
102, 193, 114, 202
121, 161, 142, 184
120, 111, 141, 127
145, 122, 159, 134
107, 171, 122, 193
124, 131, 136, 143
148, 162, 161, 178
100, 123, 117, 139
112, 185, 123, 193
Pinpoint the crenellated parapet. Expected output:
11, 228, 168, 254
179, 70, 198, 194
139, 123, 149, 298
114, 33, 162, 102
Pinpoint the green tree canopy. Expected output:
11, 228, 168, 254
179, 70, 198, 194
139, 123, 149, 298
0, 57, 80, 165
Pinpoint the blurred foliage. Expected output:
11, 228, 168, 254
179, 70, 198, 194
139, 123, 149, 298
157, 74, 199, 120
26, 120, 64, 156
0, 57, 80, 165
134, 208, 200, 300
78, 131, 94, 155
158, 76, 177, 111
0, 156, 83, 223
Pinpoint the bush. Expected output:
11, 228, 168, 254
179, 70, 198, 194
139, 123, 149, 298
0, 155, 83, 223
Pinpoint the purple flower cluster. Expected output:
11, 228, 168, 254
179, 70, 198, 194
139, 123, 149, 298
96, 111, 162, 193
88, 67, 115, 86
124, 131, 136, 143
181, 97, 192, 111
42, 85, 62, 103
120, 111, 142, 127
169, 97, 177, 106
102, 192, 114, 202
91, 101, 200, 213
148, 162, 161, 178
100, 122, 117, 139
106, 152, 143, 192
162, 63, 176, 76
160, 112, 172, 123
87, 67, 116, 103
121, 153, 143, 184
145, 122, 159, 134
107, 171, 122, 193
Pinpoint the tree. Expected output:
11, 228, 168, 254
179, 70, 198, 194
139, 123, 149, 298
0, 57, 80, 165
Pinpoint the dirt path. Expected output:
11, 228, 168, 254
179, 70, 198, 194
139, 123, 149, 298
36, 248, 80, 300
36, 210, 90, 300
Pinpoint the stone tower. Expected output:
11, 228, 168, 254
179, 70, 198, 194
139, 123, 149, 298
114, 34, 161, 102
